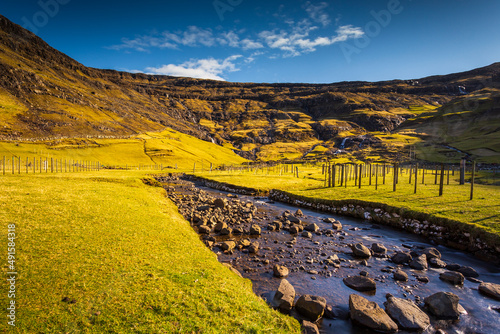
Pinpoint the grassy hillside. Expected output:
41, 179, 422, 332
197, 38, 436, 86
400, 88, 500, 163
0, 171, 300, 333
0, 128, 247, 169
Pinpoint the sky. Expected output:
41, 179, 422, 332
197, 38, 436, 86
1, 0, 500, 83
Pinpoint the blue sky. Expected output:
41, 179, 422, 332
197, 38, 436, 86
1, 0, 500, 83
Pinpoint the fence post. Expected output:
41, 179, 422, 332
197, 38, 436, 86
382, 164, 386, 185
358, 164, 362, 189
414, 164, 418, 194
393, 163, 397, 192
332, 164, 336, 188
470, 161, 476, 200
439, 164, 445, 196
375, 164, 378, 190
460, 158, 466, 185
369, 164, 372, 186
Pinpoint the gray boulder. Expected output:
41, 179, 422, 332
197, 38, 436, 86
349, 294, 398, 333
429, 257, 447, 268
384, 296, 430, 331
273, 264, 289, 278
351, 243, 371, 258
198, 225, 211, 234
391, 252, 412, 264
457, 266, 479, 278
213, 198, 225, 209
343, 275, 377, 291
410, 254, 428, 270
393, 270, 408, 282
272, 279, 295, 312
295, 295, 327, 321
301, 231, 312, 239
439, 271, 465, 286
479, 282, 500, 300
249, 224, 261, 235
424, 292, 461, 320
305, 223, 320, 232
302, 320, 319, 334
372, 243, 387, 254
248, 241, 259, 253
220, 241, 236, 251
423, 247, 441, 260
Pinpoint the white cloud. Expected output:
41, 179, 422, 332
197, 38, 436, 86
304, 2, 331, 27
144, 55, 242, 81
259, 25, 364, 57
108, 4, 363, 59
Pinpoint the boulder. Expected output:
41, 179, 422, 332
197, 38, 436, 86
410, 254, 428, 270
239, 239, 251, 247
391, 252, 412, 264
424, 292, 461, 320
248, 241, 259, 253
371, 243, 387, 254
479, 282, 500, 300
198, 225, 211, 234
289, 224, 303, 234
351, 243, 371, 258
429, 257, 447, 268
213, 198, 225, 209
220, 241, 236, 252
384, 296, 430, 331
343, 275, 377, 291
423, 247, 441, 260
196, 205, 211, 211
286, 215, 301, 224
349, 294, 398, 333
393, 270, 408, 282
233, 226, 244, 235
295, 209, 303, 216
272, 279, 295, 312
457, 266, 479, 278
439, 271, 465, 286
249, 224, 261, 235
220, 226, 232, 235
332, 221, 343, 231
273, 264, 289, 278
295, 295, 327, 321
214, 222, 228, 233
301, 231, 312, 239
302, 320, 319, 334
305, 223, 320, 232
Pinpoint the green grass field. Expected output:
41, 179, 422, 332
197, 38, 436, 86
0, 128, 247, 171
195, 164, 500, 237
0, 171, 300, 333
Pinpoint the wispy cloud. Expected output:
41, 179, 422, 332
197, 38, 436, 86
259, 25, 364, 57
304, 1, 331, 27
144, 55, 243, 81
108, 2, 364, 62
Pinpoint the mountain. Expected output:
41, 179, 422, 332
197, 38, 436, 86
0, 14, 499, 162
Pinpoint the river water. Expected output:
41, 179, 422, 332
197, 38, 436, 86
167, 179, 500, 334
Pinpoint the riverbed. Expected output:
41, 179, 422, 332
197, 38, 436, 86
161, 176, 500, 333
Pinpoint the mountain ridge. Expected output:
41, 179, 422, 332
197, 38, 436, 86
0, 14, 498, 162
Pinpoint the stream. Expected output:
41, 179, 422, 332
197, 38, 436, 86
161, 177, 500, 334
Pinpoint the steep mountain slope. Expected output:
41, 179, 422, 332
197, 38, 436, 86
0, 14, 498, 162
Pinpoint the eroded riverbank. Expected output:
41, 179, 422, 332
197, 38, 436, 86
158, 174, 500, 333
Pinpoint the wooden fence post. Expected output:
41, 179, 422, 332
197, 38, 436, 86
393, 164, 397, 192
375, 165, 378, 190
470, 161, 476, 200
460, 158, 466, 185
369, 164, 372, 186
358, 165, 362, 189
414, 164, 418, 194
439, 164, 445, 196
332, 164, 336, 188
